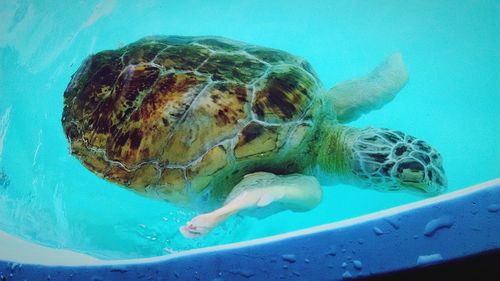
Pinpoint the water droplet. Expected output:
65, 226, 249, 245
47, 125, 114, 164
470, 202, 480, 215
326, 245, 337, 256
282, 254, 296, 263
416, 253, 443, 266
293, 271, 300, 277
9, 263, 21, 271
231, 269, 255, 278
342, 271, 353, 279
341, 262, 347, 268
282, 265, 289, 269
110, 266, 128, 273
304, 258, 310, 263
487, 204, 500, 213
423, 215, 454, 237
385, 217, 400, 230
373, 227, 384, 235
353, 260, 363, 270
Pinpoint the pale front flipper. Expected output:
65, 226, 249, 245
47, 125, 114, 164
180, 172, 323, 239
330, 53, 409, 123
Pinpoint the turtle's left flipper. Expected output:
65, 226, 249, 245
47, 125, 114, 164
329, 53, 409, 123
180, 172, 323, 239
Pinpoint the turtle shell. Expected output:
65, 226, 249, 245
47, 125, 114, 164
62, 36, 322, 202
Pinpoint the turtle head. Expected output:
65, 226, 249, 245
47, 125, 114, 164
349, 128, 447, 193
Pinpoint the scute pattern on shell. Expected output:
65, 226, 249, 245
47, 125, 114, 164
62, 36, 321, 201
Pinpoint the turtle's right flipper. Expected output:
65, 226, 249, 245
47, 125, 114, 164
329, 53, 409, 123
179, 172, 323, 239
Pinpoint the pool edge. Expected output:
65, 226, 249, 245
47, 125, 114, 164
1, 178, 499, 280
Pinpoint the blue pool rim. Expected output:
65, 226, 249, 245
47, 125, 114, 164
1, 179, 499, 280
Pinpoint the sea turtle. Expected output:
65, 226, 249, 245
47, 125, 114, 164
62, 36, 447, 238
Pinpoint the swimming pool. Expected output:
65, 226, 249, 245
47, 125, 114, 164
0, 0, 498, 278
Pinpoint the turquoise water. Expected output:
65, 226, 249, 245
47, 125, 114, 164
0, 0, 498, 259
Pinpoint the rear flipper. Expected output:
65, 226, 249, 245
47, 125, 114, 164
180, 172, 323, 239
330, 53, 409, 123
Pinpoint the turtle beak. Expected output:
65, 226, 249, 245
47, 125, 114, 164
398, 165, 427, 190
398, 163, 447, 193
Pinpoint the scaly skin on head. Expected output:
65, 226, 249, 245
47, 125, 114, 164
316, 123, 447, 194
